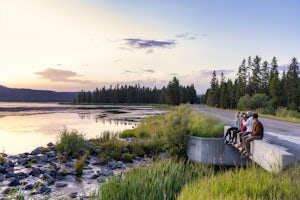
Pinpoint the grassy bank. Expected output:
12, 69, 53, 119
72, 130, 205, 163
178, 164, 300, 200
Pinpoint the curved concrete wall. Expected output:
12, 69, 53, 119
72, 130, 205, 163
187, 136, 248, 166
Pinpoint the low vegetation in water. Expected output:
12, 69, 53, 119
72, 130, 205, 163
54, 128, 88, 158
178, 164, 300, 200
100, 159, 212, 200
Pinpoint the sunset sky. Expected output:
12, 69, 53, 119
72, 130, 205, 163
0, 0, 299, 94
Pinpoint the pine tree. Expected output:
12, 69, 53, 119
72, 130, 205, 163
269, 57, 280, 108
235, 59, 247, 102
219, 72, 228, 108
250, 55, 262, 95
206, 70, 220, 107
286, 57, 300, 110
261, 60, 270, 95
165, 77, 181, 105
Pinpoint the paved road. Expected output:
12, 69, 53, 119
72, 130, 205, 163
192, 105, 300, 162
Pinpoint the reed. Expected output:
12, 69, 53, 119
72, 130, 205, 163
177, 164, 300, 200
100, 159, 212, 200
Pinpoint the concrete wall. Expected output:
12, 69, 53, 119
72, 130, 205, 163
224, 126, 296, 172
187, 136, 249, 166
250, 140, 296, 173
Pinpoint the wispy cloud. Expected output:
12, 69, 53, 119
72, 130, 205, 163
123, 68, 155, 75
122, 38, 175, 53
35, 68, 93, 84
176, 32, 207, 40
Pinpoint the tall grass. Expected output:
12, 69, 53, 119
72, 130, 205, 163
178, 164, 300, 200
55, 128, 87, 158
100, 159, 212, 200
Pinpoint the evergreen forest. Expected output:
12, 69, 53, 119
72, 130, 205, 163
75, 77, 198, 105
203, 56, 300, 115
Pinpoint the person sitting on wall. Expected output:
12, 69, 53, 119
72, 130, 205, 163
237, 111, 254, 148
231, 113, 247, 145
224, 112, 240, 144
240, 113, 264, 157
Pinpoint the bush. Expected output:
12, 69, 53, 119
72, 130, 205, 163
122, 153, 134, 163
237, 94, 251, 110
162, 105, 191, 157
276, 107, 300, 118
189, 111, 225, 138
55, 129, 87, 158
98, 139, 126, 162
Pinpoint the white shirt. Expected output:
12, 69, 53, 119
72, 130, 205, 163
243, 117, 254, 132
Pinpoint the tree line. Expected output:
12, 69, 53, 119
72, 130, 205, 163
75, 77, 198, 105
203, 56, 300, 113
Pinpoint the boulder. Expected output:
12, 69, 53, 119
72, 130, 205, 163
8, 178, 20, 186
100, 169, 113, 177
47, 142, 54, 148
39, 185, 51, 195
30, 147, 44, 155
55, 182, 68, 188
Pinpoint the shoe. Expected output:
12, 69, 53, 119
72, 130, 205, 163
239, 147, 245, 152
236, 144, 242, 148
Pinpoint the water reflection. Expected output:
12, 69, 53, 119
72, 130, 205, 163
0, 103, 164, 155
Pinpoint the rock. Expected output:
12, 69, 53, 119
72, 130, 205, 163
17, 172, 27, 179
17, 157, 29, 166
8, 178, 20, 186
90, 173, 100, 179
97, 176, 106, 183
0, 173, 3, 182
43, 173, 55, 185
1, 187, 13, 195
5, 171, 16, 178
55, 182, 68, 188
69, 192, 78, 198
30, 147, 44, 155
45, 150, 56, 157
47, 142, 54, 148
100, 169, 113, 177
30, 168, 41, 177
4, 160, 14, 168
24, 184, 34, 190
39, 185, 51, 195
0, 166, 5, 173
94, 149, 101, 154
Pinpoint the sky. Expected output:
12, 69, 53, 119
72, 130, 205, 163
0, 0, 299, 94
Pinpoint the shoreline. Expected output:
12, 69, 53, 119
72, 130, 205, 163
0, 142, 151, 199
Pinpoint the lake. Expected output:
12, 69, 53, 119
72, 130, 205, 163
0, 102, 165, 155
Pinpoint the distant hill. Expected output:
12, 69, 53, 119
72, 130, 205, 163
0, 85, 78, 102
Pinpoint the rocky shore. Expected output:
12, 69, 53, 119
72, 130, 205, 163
0, 142, 150, 200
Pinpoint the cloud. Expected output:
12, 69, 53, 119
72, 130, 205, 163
35, 68, 93, 84
142, 69, 155, 73
122, 38, 175, 53
176, 32, 207, 40
123, 68, 155, 75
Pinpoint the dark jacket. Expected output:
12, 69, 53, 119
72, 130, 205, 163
251, 120, 264, 137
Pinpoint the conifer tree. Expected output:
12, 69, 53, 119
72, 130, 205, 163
269, 57, 280, 108
286, 57, 300, 110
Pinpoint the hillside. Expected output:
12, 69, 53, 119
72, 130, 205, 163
0, 85, 78, 102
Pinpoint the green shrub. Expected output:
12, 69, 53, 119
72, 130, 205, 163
122, 153, 134, 163
162, 105, 191, 157
189, 111, 225, 138
74, 153, 88, 175
55, 129, 87, 158
276, 107, 300, 118
128, 140, 145, 157
100, 159, 211, 200
98, 139, 126, 162
237, 94, 251, 110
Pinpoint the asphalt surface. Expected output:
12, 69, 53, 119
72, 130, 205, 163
192, 105, 300, 162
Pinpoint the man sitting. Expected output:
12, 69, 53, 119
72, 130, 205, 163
240, 113, 264, 157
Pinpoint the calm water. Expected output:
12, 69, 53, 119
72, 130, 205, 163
0, 102, 165, 155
